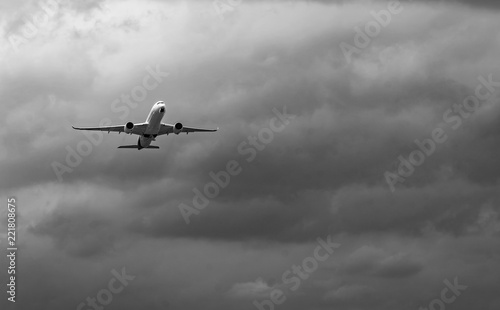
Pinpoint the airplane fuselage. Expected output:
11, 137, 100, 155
139, 101, 166, 149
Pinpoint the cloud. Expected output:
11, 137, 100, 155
324, 284, 377, 303
226, 278, 274, 299
1, 1, 500, 310
28, 204, 118, 257
341, 245, 422, 278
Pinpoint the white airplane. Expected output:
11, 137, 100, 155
72, 101, 218, 150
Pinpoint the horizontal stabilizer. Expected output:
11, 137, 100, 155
118, 145, 160, 149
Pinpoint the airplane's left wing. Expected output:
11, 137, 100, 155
72, 123, 148, 135
158, 123, 218, 135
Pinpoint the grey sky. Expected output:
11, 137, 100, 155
1, 0, 499, 310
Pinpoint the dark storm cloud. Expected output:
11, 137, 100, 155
3, 0, 498, 246
3, 0, 499, 192
129, 190, 334, 242
1, 1, 500, 310
126, 179, 498, 243
28, 202, 118, 257
340, 245, 423, 278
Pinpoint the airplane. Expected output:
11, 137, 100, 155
72, 101, 218, 150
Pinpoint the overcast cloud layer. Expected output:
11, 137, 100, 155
1, 0, 500, 310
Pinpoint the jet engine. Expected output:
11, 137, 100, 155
124, 122, 134, 134
173, 122, 183, 135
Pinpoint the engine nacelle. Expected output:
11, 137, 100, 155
173, 122, 183, 135
124, 122, 134, 134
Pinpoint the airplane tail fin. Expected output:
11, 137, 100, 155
118, 145, 160, 149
